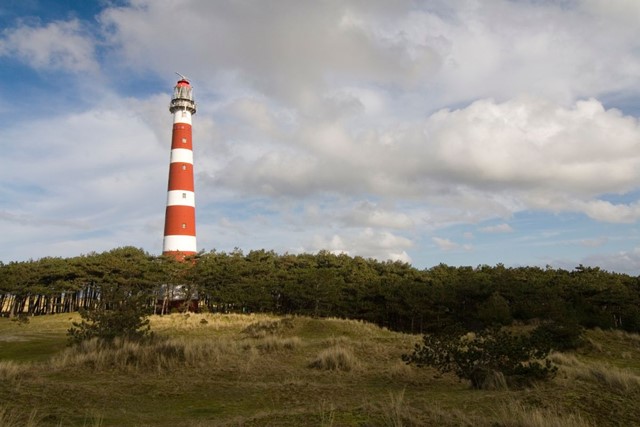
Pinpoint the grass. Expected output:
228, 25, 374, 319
0, 314, 70, 363
493, 400, 595, 427
0, 314, 639, 426
309, 345, 359, 372
550, 351, 640, 393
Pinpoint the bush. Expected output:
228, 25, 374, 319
402, 327, 557, 389
67, 285, 151, 344
530, 321, 583, 352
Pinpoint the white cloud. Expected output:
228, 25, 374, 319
582, 247, 640, 274
480, 223, 514, 234
0, 19, 98, 72
310, 228, 413, 263
93, 0, 635, 112
433, 237, 457, 251
99, 1, 430, 104
90, 1, 640, 228
0, 97, 168, 260
582, 0, 640, 28
425, 98, 640, 196
208, 95, 640, 224
340, 201, 414, 229
432, 237, 472, 253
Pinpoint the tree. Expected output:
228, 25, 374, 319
477, 292, 512, 326
67, 285, 151, 343
402, 327, 557, 389
67, 247, 156, 343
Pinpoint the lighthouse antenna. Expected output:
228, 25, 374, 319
175, 71, 190, 82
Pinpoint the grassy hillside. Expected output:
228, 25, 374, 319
1, 313, 639, 426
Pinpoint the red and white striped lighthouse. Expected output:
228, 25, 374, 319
162, 76, 197, 259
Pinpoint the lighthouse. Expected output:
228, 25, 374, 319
162, 76, 197, 260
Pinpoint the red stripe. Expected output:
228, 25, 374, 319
171, 124, 192, 150
164, 205, 196, 236
167, 163, 194, 191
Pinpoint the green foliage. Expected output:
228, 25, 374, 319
67, 286, 151, 344
402, 327, 557, 389
477, 292, 512, 326
531, 320, 584, 352
3, 247, 640, 336
67, 247, 156, 344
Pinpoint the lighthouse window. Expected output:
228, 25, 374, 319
182, 165, 187, 171
181, 137, 187, 144
182, 111, 187, 117
181, 223, 187, 229
182, 193, 187, 199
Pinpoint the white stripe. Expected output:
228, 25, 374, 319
170, 148, 193, 164
163, 235, 197, 253
173, 111, 192, 125
166, 190, 195, 207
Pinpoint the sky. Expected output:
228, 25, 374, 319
1, 0, 640, 273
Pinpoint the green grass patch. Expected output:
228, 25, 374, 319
0, 315, 73, 362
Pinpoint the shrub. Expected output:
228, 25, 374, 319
309, 346, 358, 371
402, 327, 557, 389
67, 285, 151, 344
531, 321, 583, 352
477, 292, 512, 326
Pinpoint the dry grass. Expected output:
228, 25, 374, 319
385, 360, 416, 381
255, 335, 302, 352
0, 405, 103, 427
242, 317, 295, 339
0, 360, 27, 381
321, 335, 352, 347
611, 329, 640, 345
548, 351, 582, 367
380, 388, 408, 427
49, 335, 247, 372
549, 351, 640, 393
368, 396, 480, 427
149, 312, 279, 335
493, 400, 594, 427
309, 345, 359, 372
580, 364, 640, 393
0, 406, 40, 427
318, 399, 336, 427
481, 370, 509, 391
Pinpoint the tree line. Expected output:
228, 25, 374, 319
1, 246, 640, 333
